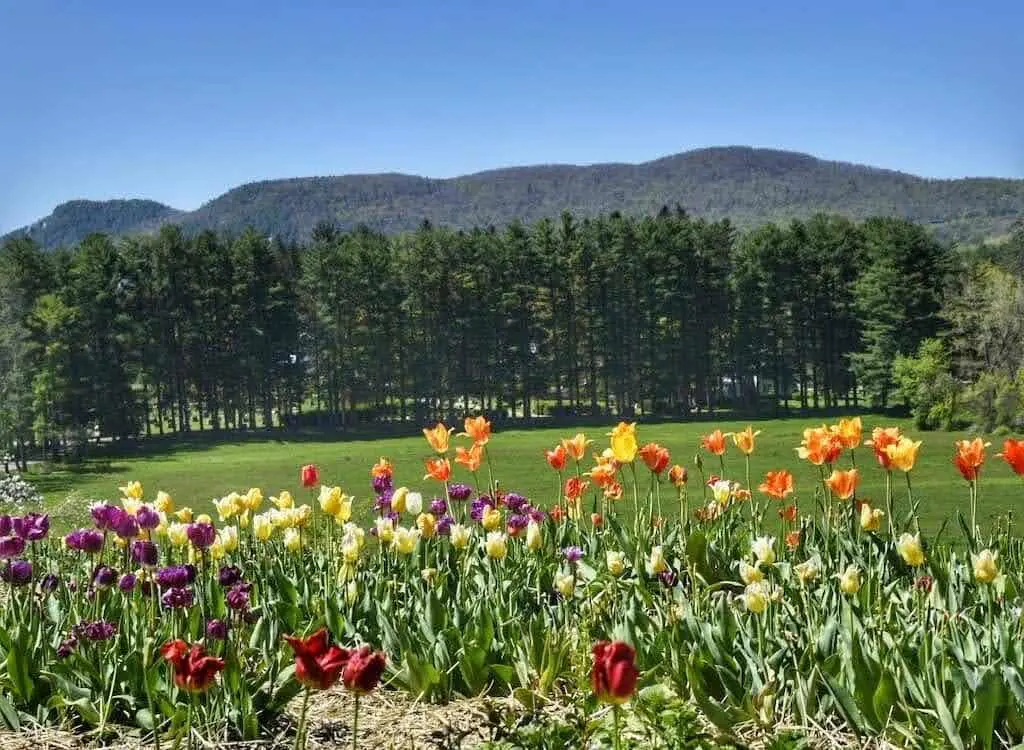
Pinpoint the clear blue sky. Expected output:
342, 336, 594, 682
1, 0, 1021, 232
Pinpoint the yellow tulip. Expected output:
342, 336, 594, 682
238, 510, 250, 529
859, 503, 884, 532
391, 487, 409, 514
886, 437, 923, 473
214, 496, 240, 521
525, 520, 543, 551
253, 513, 273, 542
195, 513, 212, 526
167, 522, 189, 547
155, 491, 175, 514
743, 582, 768, 614
739, 560, 764, 585
375, 517, 395, 544
271, 491, 294, 510
122, 498, 142, 516
973, 549, 999, 584
392, 527, 420, 555
607, 422, 638, 463
318, 486, 342, 517
119, 480, 143, 501
646, 545, 668, 575
243, 487, 263, 511
219, 525, 239, 553
710, 480, 732, 506
482, 506, 502, 531
484, 531, 508, 560
283, 528, 301, 552
416, 512, 437, 539
751, 536, 776, 566
450, 524, 471, 550
175, 507, 194, 523
839, 565, 861, 594
794, 558, 820, 584
731, 425, 761, 456
606, 550, 626, 577
554, 572, 576, 598
208, 539, 226, 561
421, 567, 438, 584
896, 533, 925, 567
346, 580, 359, 606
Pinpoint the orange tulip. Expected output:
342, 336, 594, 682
423, 457, 451, 482
825, 468, 860, 500
565, 477, 590, 502
591, 513, 604, 527
562, 434, 591, 461
549, 505, 566, 523
998, 438, 1024, 476
758, 470, 794, 500
668, 465, 688, 487
588, 463, 617, 489
954, 438, 989, 481
778, 505, 798, 523
832, 417, 863, 450
730, 425, 761, 456
545, 445, 568, 471
638, 443, 670, 474
423, 423, 454, 454
455, 444, 483, 473
701, 430, 727, 456
370, 457, 393, 478
796, 426, 843, 466
785, 530, 802, 550
865, 427, 901, 470
458, 416, 491, 446
603, 481, 624, 501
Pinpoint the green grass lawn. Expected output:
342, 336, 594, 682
24, 415, 1024, 537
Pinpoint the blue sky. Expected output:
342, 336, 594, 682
1, 0, 1020, 232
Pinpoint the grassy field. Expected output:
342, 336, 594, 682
23, 415, 1024, 537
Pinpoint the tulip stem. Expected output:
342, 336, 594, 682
295, 687, 310, 750
352, 693, 360, 750
612, 704, 622, 750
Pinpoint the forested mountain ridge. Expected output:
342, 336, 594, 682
7, 146, 1024, 248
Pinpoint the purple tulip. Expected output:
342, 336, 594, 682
93, 566, 118, 588
65, 529, 105, 554
436, 515, 454, 536
372, 473, 393, 495
448, 483, 472, 501
507, 514, 529, 534
114, 513, 140, 540
527, 506, 547, 523
40, 573, 59, 592
187, 522, 216, 549
659, 569, 678, 589
430, 498, 448, 515
118, 573, 137, 592
155, 565, 193, 589
161, 586, 194, 609
56, 637, 77, 659
131, 540, 158, 568
80, 620, 117, 641
225, 582, 251, 611
90, 504, 120, 531
218, 565, 242, 587
0, 516, 11, 536
1, 560, 32, 586
135, 505, 160, 530
0, 535, 25, 558
373, 495, 392, 514
504, 493, 528, 513
20, 513, 50, 542
206, 619, 230, 641
470, 496, 494, 522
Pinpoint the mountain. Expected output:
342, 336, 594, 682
7, 147, 1024, 248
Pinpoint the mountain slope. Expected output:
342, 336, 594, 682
10, 199, 181, 249
8, 147, 1024, 248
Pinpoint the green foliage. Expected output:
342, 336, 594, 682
893, 338, 959, 430
7, 147, 1024, 250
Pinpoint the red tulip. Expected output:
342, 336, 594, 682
342, 646, 387, 695
284, 628, 350, 690
998, 439, 1024, 476
591, 641, 638, 705
545, 445, 568, 471
300, 464, 319, 488
161, 639, 225, 693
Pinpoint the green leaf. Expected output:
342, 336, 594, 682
0, 693, 20, 730
822, 673, 869, 736
931, 686, 966, 750
971, 668, 1004, 750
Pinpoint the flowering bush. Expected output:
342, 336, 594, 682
0, 474, 43, 510
0, 421, 1022, 747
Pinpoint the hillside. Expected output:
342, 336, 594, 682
7, 147, 1024, 248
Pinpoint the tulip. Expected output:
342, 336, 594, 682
886, 437, 923, 473
998, 439, 1024, 475
646, 545, 668, 575
484, 531, 507, 560
743, 582, 768, 614
794, 558, 819, 584
668, 464, 688, 487
405, 492, 423, 516
710, 479, 732, 505
423, 423, 454, 454
859, 503, 884, 532
300, 464, 319, 488
481, 506, 502, 531
591, 641, 638, 705
283, 628, 350, 690
545, 445, 568, 471
796, 426, 843, 466
730, 426, 761, 456
739, 560, 763, 585
393, 527, 419, 555
973, 548, 999, 584
785, 530, 802, 550
319, 486, 343, 516
865, 427, 902, 469
638, 442, 670, 474
701, 429, 727, 456
119, 480, 144, 501
162, 586, 195, 609
778, 504, 798, 523
554, 572, 576, 598
374, 518, 395, 544
758, 470, 794, 500
458, 416, 492, 446
525, 520, 542, 551
226, 583, 251, 611
825, 468, 859, 500
415, 513, 436, 539
131, 540, 158, 568
1, 560, 32, 586
0, 535, 25, 558
954, 438, 989, 481
206, 619, 230, 641
563, 546, 584, 564
833, 417, 863, 450
175, 507, 195, 523
562, 433, 592, 461
136, 505, 161, 530
161, 639, 226, 693
187, 522, 216, 550
455, 444, 483, 473
342, 646, 387, 695
252, 514, 273, 542
838, 565, 861, 594
751, 536, 776, 566
896, 533, 925, 567
219, 526, 239, 553
424, 457, 452, 482
155, 491, 175, 514
283, 528, 302, 552
449, 524, 471, 550
606, 550, 626, 576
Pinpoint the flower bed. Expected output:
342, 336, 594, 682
0, 418, 1021, 748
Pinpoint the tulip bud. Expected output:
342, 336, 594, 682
525, 520, 543, 551
973, 548, 999, 584
606, 550, 626, 577
838, 565, 861, 594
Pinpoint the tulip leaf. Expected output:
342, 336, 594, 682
931, 686, 966, 750
822, 673, 869, 735
971, 668, 1004, 750
0, 693, 19, 730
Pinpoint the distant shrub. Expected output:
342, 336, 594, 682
0, 474, 44, 510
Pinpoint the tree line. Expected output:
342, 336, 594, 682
0, 208, 963, 466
